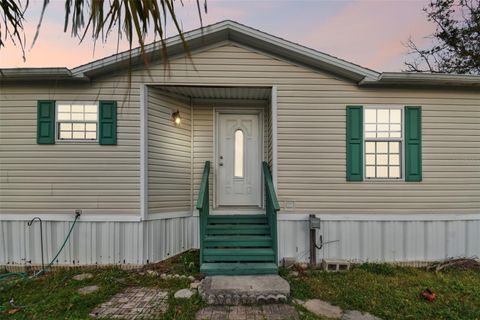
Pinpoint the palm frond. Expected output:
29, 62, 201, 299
0, 0, 28, 61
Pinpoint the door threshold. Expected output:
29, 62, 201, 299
211, 208, 265, 215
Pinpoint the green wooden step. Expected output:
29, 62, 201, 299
200, 262, 278, 275
203, 248, 275, 262
206, 224, 270, 235
208, 215, 267, 225
204, 235, 272, 248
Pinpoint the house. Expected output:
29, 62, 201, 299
1, 21, 479, 275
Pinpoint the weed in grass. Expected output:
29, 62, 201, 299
0, 251, 205, 319
356, 263, 398, 276
149, 249, 200, 277
286, 264, 480, 320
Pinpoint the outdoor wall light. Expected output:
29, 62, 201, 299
172, 110, 181, 126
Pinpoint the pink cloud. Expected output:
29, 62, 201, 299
0, 0, 437, 72
0, 1, 222, 68
301, 1, 435, 71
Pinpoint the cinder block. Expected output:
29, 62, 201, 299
282, 257, 297, 268
321, 259, 350, 272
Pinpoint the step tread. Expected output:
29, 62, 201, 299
204, 235, 272, 241
208, 215, 267, 224
208, 214, 267, 220
204, 235, 273, 248
200, 262, 278, 275
206, 226, 270, 235
206, 224, 268, 229
204, 248, 274, 256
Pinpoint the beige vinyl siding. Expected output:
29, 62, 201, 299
147, 88, 192, 213
0, 81, 140, 215
158, 43, 479, 214
266, 104, 273, 166
1, 42, 479, 216
192, 105, 214, 208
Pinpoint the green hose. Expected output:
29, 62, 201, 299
0, 272, 28, 282
0, 214, 80, 312
34, 213, 80, 277
0, 213, 80, 283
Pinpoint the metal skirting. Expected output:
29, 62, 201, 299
2, 215, 480, 267
278, 219, 480, 264
0, 217, 199, 267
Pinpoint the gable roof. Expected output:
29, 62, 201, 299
1, 20, 480, 87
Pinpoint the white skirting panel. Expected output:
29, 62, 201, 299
2, 215, 479, 267
0, 216, 200, 267
278, 219, 480, 264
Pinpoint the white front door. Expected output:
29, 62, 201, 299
216, 112, 262, 207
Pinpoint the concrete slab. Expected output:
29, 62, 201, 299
342, 310, 383, 320
73, 273, 93, 281
303, 299, 342, 319
174, 288, 195, 299
78, 285, 99, 295
198, 275, 290, 305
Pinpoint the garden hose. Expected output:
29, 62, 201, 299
0, 213, 81, 312
0, 272, 28, 283
33, 212, 81, 277
0, 212, 81, 282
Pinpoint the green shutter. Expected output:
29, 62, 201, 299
346, 106, 363, 181
405, 106, 422, 181
99, 101, 117, 145
37, 100, 55, 144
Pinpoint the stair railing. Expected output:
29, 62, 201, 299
262, 161, 280, 265
196, 161, 210, 264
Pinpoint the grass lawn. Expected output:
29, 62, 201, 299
0, 250, 206, 319
285, 263, 480, 320
1, 251, 479, 320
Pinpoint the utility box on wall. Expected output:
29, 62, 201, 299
309, 216, 321, 229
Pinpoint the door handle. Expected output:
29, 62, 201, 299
219, 163, 223, 166
219, 156, 223, 159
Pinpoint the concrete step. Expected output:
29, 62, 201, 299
198, 275, 290, 305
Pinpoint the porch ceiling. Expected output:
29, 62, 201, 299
155, 86, 271, 101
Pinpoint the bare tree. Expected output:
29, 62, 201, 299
405, 0, 480, 74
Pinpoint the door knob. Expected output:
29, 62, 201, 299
220, 156, 223, 159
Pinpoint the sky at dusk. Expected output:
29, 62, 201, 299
0, 0, 437, 71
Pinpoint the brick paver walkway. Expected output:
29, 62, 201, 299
90, 287, 168, 319
196, 304, 299, 320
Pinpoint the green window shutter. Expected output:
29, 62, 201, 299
99, 101, 117, 145
405, 106, 422, 181
37, 100, 55, 144
346, 105, 363, 181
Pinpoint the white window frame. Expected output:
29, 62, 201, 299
55, 102, 99, 143
363, 106, 405, 181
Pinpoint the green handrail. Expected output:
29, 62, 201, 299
196, 161, 210, 210
196, 161, 210, 264
262, 161, 280, 264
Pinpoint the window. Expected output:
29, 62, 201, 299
364, 107, 403, 179
57, 103, 98, 141
234, 129, 244, 178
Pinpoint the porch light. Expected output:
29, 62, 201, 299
172, 110, 181, 125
